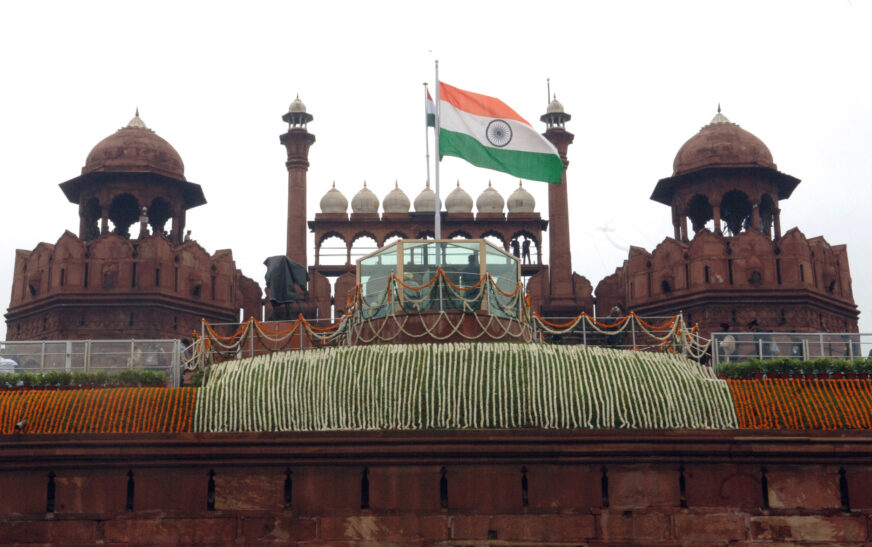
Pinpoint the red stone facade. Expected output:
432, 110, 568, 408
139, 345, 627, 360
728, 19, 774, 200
596, 111, 858, 336
1, 431, 871, 545
4, 113, 262, 341
297, 98, 593, 322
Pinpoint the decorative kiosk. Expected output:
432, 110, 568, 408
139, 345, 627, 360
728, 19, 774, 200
350, 239, 532, 344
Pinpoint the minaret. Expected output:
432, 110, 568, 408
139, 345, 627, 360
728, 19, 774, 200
280, 95, 316, 266
540, 95, 575, 308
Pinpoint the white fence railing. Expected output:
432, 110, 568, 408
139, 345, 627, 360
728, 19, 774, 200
711, 331, 871, 370
0, 339, 183, 386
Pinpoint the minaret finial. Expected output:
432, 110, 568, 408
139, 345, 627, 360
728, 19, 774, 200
135, 106, 139, 117
717, 103, 721, 113
547, 78, 551, 105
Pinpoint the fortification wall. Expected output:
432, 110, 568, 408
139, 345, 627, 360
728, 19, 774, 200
1, 431, 871, 545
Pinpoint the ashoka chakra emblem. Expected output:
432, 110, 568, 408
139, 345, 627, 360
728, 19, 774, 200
486, 119, 513, 147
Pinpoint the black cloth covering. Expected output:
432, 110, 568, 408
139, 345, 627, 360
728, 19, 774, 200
263, 256, 309, 304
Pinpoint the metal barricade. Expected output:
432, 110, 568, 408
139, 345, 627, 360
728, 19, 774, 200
0, 339, 182, 386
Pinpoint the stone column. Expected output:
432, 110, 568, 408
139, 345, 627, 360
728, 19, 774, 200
774, 208, 782, 240
543, 127, 575, 304
751, 203, 761, 231
711, 199, 722, 235
280, 128, 316, 267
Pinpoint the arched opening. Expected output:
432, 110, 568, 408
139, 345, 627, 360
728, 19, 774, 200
448, 230, 472, 240
148, 198, 173, 236
510, 231, 538, 264
719, 190, 752, 236
317, 233, 348, 266
759, 194, 776, 238
686, 195, 714, 234
416, 230, 435, 240
82, 197, 101, 240
108, 193, 140, 238
350, 233, 378, 263
481, 230, 506, 251
382, 231, 407, 247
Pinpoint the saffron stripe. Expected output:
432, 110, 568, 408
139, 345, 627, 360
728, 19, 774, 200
440, 129, 564, 184
439, 81, 529, 124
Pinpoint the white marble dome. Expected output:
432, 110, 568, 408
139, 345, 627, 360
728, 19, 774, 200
383, 181, 410, 213
289, 94, 307, 113
319, 181, 348, 214
414, 180, 437, 213
351, 181, 379, 214
445, 180, 473, 213
507, 180, 535, 213
546, 95, 564, 114
476, 181, 505, 213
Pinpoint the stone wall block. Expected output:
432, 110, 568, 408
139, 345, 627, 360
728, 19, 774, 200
214, 468, 284, 511
369, 465, 441, 512
609, 465, 680, 508
750, 515, 867, 542
318, 515, 421, 542
598, 509, 672, 541
685, 465, 762, 510
54, 469, 127, 514
491, 514, 596, 541
445, 465, 522, 511
672, 510, 747, 541
767, 467, 840, 509
527, 464, 602, 510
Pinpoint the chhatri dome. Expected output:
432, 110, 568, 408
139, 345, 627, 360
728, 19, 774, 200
83, 109, 186, 180
507, 180, 535, 213
414, 180, 437, 213
476, 181, 505, 213
383, 181, 411, 213
445, 180, 473, 213
351, 181, 379, 213
319, 181, 348, 214
672, 106, 776, 177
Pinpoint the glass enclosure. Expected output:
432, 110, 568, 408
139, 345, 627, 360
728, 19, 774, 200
356, 239, 521, 319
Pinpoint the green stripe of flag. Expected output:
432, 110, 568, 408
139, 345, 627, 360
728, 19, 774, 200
439, 129, 564, 184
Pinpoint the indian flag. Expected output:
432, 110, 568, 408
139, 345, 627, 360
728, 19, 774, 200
438, 81, 563, 184
426, 89, 436, 127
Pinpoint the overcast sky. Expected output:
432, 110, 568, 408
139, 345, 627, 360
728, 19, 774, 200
1, 0, 870, 340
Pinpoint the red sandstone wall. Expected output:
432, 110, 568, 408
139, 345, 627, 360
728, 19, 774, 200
1, 431, 871, 545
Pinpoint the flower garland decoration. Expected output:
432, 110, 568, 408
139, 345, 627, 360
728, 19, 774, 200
0, 388, 197, 434
193, 342, 737, 432
727, 378, 872, 430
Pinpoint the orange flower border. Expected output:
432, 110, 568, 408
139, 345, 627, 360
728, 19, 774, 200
0, 387, 197, 435
728, 378, 872, 430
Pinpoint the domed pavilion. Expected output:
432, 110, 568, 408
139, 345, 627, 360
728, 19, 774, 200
5, 111, 262, 342
596, 107, 858, 339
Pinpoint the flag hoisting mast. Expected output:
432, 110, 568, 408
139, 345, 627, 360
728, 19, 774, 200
433, 60, 442, 239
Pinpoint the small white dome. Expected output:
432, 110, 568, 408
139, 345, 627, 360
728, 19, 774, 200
319, 181, 348, 214
414, 180, 437, 213
351, 181, 379, 213
289, 94, 307, 113
445, 180, 473, 213
126, 108, 148, 129
476, 181, 505, 213
546, 96, 564, 114
383, 181, 410, 213
507, 180, 535, 213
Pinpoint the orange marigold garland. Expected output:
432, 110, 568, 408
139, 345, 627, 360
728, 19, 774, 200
727, 378, 872, 430
0, 387, 197, 435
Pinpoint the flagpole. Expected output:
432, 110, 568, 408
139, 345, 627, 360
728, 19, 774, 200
433, 60, 442, 240
423, 83, 431, 186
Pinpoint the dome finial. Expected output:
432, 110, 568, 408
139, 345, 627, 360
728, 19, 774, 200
135, 106, 139, 117
717, 103, 721, 114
